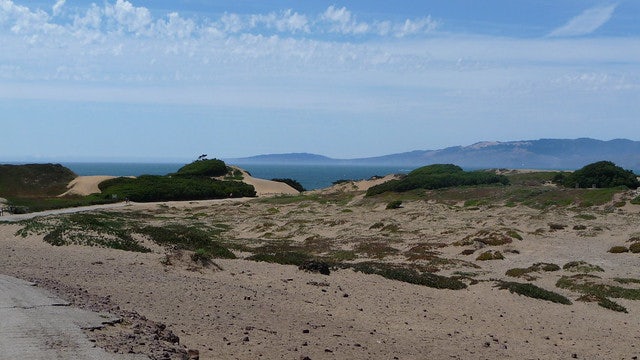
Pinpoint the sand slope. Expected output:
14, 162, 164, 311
2, 190, 640, 359
60, 176, 118, 197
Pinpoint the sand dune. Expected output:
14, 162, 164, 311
59, 176, 118, 197
3, 172, 640, 359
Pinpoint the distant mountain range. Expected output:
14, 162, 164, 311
226, 138, 640, 171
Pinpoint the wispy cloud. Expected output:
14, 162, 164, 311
548, 4, 617, 37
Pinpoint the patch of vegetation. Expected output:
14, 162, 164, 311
98, 175, 255, 202
136, 224, 235, 258
631, 196, 640, 205
496, 281, 572, 305
349, 262, 467, 290
172, 159, 228, 177
555, 161, 639, 189
476, 250, 504, 261
224, 168, 244, 181
455, 229, 518, 246
328, 250, 357, 261
608, 246, 629, 253
505, 262, 560, 280
577, 294, 628, 313
298, 260, 330, 275
557, 275, 640, 304
573, 225, 587, 230
563, 261, 604, 273
0, 163, 76, 198
628, 242, 640, 254
366, 164, 509, 196
246, 251, 312, 266
463, 199, 489, 207
505, 171, 561, 186
19, 212, 152, 252
574, 213, 597, 220
548, 223, 567, 231
386, 200, 403, 209
271, 178, 305, 192
354, 241, 400, 259
614, 278, 640, 285
405, 243, 443, 262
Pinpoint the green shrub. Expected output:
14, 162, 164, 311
246, 251, 311, 266
366, 164, 509, 196
386, 200, 403, 209
173, 159, 228, 177
350, 262, 466, 290
505, 262, 560, 279
496, 281, 572, 305
548, 223, 567, 231
559, 161, 639, 189
629, 242, 640, 253
99, 175, 255, 202
298, 260, 331, 275
137, 224, 235, 258
557, 275, 640, 301
608, 246, 629, 253
563, 261, 604, 273
476, 250, 504, 261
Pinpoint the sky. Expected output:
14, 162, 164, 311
1, 0, 639, 162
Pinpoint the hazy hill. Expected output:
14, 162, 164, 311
227, 138, 640, 171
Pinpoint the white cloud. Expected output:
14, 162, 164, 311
52, 0, 65, 16
103, 0, 152, 35
321, 5, 369, 35
157, 12, 196, 39
548, 4, 617, 37
0, 0, 53, 34
73, 4, 102, 30
394, 16, 438, 37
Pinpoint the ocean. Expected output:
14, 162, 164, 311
62, 162, 412, 190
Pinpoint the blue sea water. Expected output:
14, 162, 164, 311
62, 162, 411, 190
238, 164, 411, 190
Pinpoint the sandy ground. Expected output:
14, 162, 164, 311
59, 176, 119, 197
2, 176, 640, 359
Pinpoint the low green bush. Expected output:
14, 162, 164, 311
366, 164, 509, 196
386, 200, 403, 209
557, 161, 639, 189
476, 250, 504, 261
629, 242, 640, 253
496, 281, 572, 305
350, 262, 466, 290
563, 261, 604, 273
246, 251, 311, 266
173, 159, 228, 177
608, 246, 629, 254
99, 175, 255, 202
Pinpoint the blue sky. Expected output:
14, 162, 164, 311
1, 0, 639, 162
